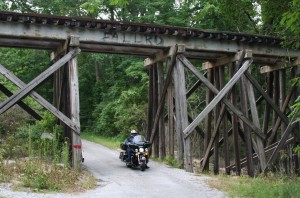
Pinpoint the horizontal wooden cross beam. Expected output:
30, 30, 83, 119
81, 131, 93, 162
260, 57, 300, 73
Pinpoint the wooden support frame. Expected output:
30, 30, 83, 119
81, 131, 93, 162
0, 55, 80, 134
179, 54, 265, 139
149, 45, 179, 143
173, 57, 193, 172
144, 44, 185, 68
260, 57, 300, 73
68, 35, 82, 170
202, 50, 252, 70
264, 108, 300, 172
0, 83, 42, 120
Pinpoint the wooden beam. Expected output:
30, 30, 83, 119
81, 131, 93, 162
228, 137, 295, 171
181, 56, 263, 139
201, 103, 226, 172
239, 75, 254, 176
150, 45, 178, 143
260, 57, 300, 73
244, 71, 289, 125
245, 73, 267, 171
202, 50, 252, 70
264, 108, 300, 172
174, 58, 193, 172
68, 36, 82, 170
144, 44, 185, 68
0, 83, 42, 120
0, 48, 80, 115
0, 50, 81, 134
178, 55, 265, 140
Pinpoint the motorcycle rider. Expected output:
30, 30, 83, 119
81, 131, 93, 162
124, 129, 138, 162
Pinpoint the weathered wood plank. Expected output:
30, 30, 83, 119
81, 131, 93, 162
219, 66, 230, 174
260, 57, 300, 73
0, 84, 42, 120
201, 103, 226, 172
167, 70, 174, 156
229, 137, 295, 171
174, 58, 193, 172
150, 45, 178, 144
0, 48, 80, 115
244, 71, 289, 125
173, 59, 184, 165
180, 55, 265, 139
262, 73, 273, 134
146, 67, 154, 140
202, 50, 252, 70
0, 50, 81, 134
245, 73, 267, 171
68, 40, 82, 170
181, 56, 260, 139
230, 64, 241, 176
157, 61, 166, 159
203, 68, 213, 171
213, 67, 220, 174
267, 85, 297, 145
152, 64, 159, 158
264, 108, 299, 172
144, 44, 185, 68
239, 75, 254, 176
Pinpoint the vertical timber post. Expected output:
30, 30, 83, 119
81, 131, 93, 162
68, 35, 81, 171
204, 68, 213, 171
230, 63, 241, 176
220, 65, 230, 174
152, 64, 159, 158
157, 61, 166, 159
167, 58, 175, 157
213, 67, 220, 174
146, 67, 154, 141
174, 57, 193, 172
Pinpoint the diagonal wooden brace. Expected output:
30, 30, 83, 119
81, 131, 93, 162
0, 48, 81, 134
0, 83, 42, 120
178, 55, 265, 140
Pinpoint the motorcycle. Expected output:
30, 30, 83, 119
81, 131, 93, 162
119, 135, 151, 171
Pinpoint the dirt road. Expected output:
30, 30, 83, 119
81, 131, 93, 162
82, 139, 226, 198
0, 140, 226, 197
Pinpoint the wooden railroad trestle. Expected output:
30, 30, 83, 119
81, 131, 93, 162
0, 11, 299, 175
146, 46, 300, 176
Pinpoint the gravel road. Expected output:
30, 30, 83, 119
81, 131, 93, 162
0, 139, 227, 198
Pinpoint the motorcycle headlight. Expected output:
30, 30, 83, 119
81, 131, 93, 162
145, 148, 148, 152
139, 148, 144, 152
135, 149, 138, 152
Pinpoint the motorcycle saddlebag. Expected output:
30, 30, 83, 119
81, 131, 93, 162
120, 143, 127, 150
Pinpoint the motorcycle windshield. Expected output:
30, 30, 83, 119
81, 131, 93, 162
132, 135, 147, 145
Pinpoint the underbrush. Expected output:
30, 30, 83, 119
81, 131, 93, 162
0, 112, 96, 192
207, 173, 300, 198
81, 132, 122, 150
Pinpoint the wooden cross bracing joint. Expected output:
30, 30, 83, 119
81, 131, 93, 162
0, 83, 42, 120
202, 49, 253, 70
179, 53, 265, 140
144, 44, 185, 68
0, 48, 81, 134
260, 57, 300, 73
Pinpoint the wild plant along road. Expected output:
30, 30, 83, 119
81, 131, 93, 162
0, 139, 226, 198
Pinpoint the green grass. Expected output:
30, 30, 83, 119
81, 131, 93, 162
207, 173, 300, 198
81, 132, 122, 150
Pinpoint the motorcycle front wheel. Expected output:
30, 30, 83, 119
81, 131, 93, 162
140, 161, 146, 171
